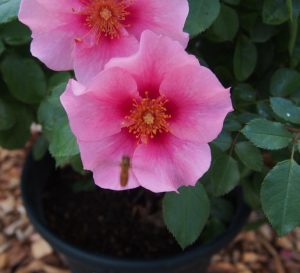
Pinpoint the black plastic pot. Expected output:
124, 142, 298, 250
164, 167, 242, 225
21, 153, 250, 273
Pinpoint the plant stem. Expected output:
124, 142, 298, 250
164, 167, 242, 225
286, 126, 300, 133
291, 144, 296, 160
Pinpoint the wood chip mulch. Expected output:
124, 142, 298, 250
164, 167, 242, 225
0, 148, 300, 273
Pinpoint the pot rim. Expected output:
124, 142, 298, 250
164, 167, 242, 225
21, 153, 250, 269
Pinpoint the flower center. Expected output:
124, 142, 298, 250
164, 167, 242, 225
143, 112, 155, 125
100, 7, 112, 21
80, 0, 131, 40
125, 93, 171, 144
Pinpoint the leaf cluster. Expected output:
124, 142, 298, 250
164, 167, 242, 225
0, 2, 80, 169
164, 0, 300, 248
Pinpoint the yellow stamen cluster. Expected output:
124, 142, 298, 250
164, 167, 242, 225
125, 93, 171, 143
80, 0, 131, 40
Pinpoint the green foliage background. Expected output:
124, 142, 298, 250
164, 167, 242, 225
1, 0, 300, 248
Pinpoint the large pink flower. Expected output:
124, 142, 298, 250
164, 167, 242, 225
61, 31, 233, 192
18, 0, 189, 83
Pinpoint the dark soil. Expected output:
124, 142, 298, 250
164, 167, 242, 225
42, 167, 185, 259
42, 166, 237, 260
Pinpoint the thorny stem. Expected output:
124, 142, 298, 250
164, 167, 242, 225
292, 132, 300, 145
286, 126, 300, 133
294, 132, 300, 141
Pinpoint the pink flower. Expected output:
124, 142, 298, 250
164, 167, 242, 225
61, 31, 233, 192
18, 0, 189, 83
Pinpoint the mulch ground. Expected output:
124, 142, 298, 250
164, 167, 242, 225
0, 148, 300, 273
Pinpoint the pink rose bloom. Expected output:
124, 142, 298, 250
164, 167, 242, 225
61, 31, 233, 193
18, 0, 189, 83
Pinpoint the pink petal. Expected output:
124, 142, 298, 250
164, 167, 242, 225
132, 135, 211, 193
19, 0, 86, 70
35, 0, 83, 12
60, 68, 139, 141
73, 35, 139, 84
126, 0, 189, 46
106, 31, 198, 97
78, 130, 139, 191
160, 65, 233, 143
19, 0, 85, 34
30, 29, 74, 71
19, 0, 67, 32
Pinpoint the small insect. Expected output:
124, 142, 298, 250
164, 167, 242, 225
120, 156, 131, 187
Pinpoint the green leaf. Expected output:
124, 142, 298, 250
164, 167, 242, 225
212, 130, 232, 151
223, 0, 240, 5
70, 155, 85, 175
287, 0, 300, 19
232, 84, 256, 102
235, 141, 263, 171
38, 82, 79, 165
270, 68, 300, 96
1, 55, 47, 104
38, 83, 66, 139
201, 219, 226, 243
289, 15, 298, 55
210, 154, 240, 196
0, 98, 15, 130
290, 17, 300, 67
163, 183, 210, 249
234, 35, 257, 81
210, 197, 235, 223
185, 0, 221, 36
256, 42, 275, 75
0, 103, 33, 149
205, 4, 239, 42
287, 0, 293, 20
271, 97, 300, 124
250, 19, 277, 43
298, 141, 300, 152
240, 12, 258, 32
261, 160, 300, 235
32, 136, 48, 161
48, 72, 71, 90
224, 114, 242, 131
242, 119, 293, 150
242, 179, 262, 209
0, 40, 5, 56
72, 178, 95, 193
292, 89, 300, 104
0, 20, 31, 45
0, 0, 21, 24
292, 0, 300, 16
257, 101, 274, 119
48, 117, 79, 158
240, 0, 263, 10
238, 113, 260, 124
54, 156, 70, 168
263, 0, 289, 25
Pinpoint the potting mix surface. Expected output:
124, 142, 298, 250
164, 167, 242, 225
1, 148, 300, 273
43, 167, 183, 259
